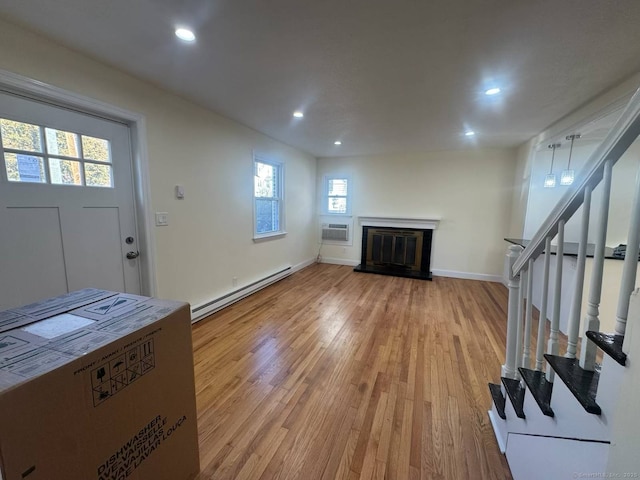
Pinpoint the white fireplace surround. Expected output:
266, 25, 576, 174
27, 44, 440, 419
358, 216, 440, 230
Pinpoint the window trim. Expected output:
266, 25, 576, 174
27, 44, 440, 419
322, 174, 351, 215
253, 153, 286, 240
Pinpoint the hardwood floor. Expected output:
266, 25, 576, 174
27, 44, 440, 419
192, 264, 513, 479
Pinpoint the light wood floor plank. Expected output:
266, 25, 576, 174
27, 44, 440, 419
194, 264, 512, 479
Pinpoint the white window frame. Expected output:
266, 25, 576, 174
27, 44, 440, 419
323, 175, 351, 215
253, 153, 286, 240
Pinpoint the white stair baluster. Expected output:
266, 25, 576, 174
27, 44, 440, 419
523, 258, 534, 368
516, 272, 525, 372
580, 159, 613, 370
547, 220, 564, 382
615, 163, 640, 335
566, 185, 592, 359
503, 245, 523, 379
536, 237, 552, 371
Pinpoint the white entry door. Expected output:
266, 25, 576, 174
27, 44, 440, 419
0, 91, 141, 309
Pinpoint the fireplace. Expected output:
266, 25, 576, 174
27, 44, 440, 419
354, 218, 435, 280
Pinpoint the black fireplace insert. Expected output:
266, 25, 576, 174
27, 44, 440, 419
354, 226, 432, 280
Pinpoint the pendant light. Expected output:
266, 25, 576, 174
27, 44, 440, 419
544, 143, 560, 188
561, 134, 580, 186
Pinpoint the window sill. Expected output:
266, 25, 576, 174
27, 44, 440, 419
253, 231, 287, 242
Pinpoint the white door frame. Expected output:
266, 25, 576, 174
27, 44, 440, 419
0, 68, 157, 296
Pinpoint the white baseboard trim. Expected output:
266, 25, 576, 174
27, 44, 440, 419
190, 259, 315, 323
293, 257, 317, 272
318, 259, 501, 282
320, 257, 359, 267
432, 269, 502, 283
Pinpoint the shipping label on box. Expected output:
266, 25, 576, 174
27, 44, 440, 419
0, 288, 118, 334
9, 288, 118, 322
75, 296, 183, 335
0, 311, 30, 335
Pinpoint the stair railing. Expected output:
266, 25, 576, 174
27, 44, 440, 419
502, 86, 640, 380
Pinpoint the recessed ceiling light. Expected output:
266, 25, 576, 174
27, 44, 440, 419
293, 111, 304, 118
175, 28, 196, 42
485, 87, 501, 96
334, 141, 342, 145
465, 131, 475, 137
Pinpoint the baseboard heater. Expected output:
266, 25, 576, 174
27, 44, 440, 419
191, 266, 292, 323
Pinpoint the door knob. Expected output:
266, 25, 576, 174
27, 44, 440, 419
126, 251, 140, 260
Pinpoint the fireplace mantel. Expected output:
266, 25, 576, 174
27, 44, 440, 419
358, 216, 440, 230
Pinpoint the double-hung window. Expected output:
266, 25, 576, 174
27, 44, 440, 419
323, 175, 351, 215
253, 154, 285, 239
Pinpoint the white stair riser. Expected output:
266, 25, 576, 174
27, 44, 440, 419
595, 355, 625, 414
506, 433, 608, 480
488, 407, 508, 453
497, 377, 610, 441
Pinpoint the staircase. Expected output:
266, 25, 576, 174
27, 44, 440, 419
488, 86, 640, 479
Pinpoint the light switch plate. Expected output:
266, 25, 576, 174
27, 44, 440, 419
155, 212, 169, 226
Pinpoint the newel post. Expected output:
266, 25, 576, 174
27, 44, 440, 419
502, 245, 523, 379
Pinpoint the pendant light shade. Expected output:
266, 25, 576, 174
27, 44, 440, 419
561, 134, 580, 186
544, 174, 557, 188
544, 143, 560, 188
560, 169, 575, 186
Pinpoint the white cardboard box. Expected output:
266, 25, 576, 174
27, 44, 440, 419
0, 289, 200, 480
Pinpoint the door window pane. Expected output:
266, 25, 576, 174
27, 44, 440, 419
49, 158, 82, 185
5, 153, 47, 183
82, 135, 111, 163
45, 128, 80, 158
1, 120, 113, 188
0, 119, 42, 152
84, 163, 113, 187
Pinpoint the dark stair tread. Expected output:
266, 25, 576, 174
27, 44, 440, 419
544, 354, 602, 415
488, 383, 506, 419
500, 377, 526, 419
586, 331, 627, 366
518, 368, 555, 417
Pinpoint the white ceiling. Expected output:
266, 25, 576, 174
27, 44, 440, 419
1, 0, 640, 158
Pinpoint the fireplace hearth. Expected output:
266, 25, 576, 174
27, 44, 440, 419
354, 225, 433, 280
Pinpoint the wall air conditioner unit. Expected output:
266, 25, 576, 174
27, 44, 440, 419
321, 223, 349, 242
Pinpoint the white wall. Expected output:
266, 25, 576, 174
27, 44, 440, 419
0, 18, 317, 307
316, 148, 517, 279
524, 136, 640, 246
507, 140, 534, 238
509, 73, 640, 243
